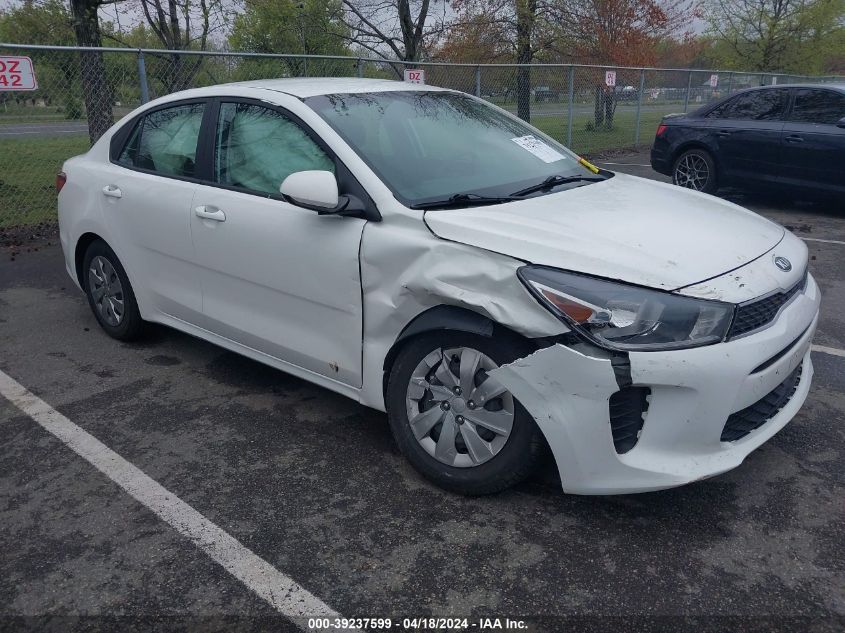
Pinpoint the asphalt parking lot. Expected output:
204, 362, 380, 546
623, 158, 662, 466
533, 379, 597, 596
1, 151, 843, 632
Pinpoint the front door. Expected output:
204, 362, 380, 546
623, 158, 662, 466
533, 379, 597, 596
190, 100, 366, 386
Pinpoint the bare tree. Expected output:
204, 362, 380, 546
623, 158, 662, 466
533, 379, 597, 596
139, 0, 226, 91
450, 0, 560, 121
70, 0, 117, 142
337, 0, 449, 62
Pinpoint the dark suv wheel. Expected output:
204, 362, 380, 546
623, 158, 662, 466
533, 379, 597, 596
386, 331, 545, 495
672, 148, 718, 194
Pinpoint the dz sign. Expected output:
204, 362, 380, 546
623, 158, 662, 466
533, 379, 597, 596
0, 56, 37, 91
404, 69, 425, 84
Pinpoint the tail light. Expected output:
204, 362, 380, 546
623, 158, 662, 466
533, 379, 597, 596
56, 171, 67, 194
655, 124, 668, 137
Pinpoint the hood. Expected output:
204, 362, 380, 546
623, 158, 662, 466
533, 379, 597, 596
424, 173, 784, 291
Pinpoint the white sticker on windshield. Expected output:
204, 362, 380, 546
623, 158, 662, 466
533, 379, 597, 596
510, 135, 565, 163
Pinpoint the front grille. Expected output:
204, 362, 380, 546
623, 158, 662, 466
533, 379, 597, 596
720, 363, 803, 442
609, 387, 650, 454
728, 272, 807, 339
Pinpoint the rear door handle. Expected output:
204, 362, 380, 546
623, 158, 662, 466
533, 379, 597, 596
716, 130, 732, 137
785, 135, 804, 143
102, 185, 122, 198
195, 205, 226, 222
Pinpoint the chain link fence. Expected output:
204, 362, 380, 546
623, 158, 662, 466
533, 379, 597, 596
2, 42, 843, 229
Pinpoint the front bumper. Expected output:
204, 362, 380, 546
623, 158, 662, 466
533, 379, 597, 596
491, 273, 821, 495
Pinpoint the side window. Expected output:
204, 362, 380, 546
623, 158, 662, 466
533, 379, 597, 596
789, 89, 845, 124
214, 102, 334, 195
118, 103, 204, 177
708, 90, 788, 121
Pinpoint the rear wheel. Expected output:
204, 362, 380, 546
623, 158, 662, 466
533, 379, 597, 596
386, 331, 545, 495
82, 240, 144, 341
672, 148, 718, 194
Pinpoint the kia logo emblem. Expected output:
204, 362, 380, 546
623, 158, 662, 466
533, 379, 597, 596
774, 256, 792, 272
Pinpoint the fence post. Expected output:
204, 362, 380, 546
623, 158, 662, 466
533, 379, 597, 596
684, 70, 692, 112
475, 66, 481, 97
727, 72, 734, 95
634, 68, 645, 146
356, 58, 363, 78
137, 51, 150, 104
566, 65, 574, 147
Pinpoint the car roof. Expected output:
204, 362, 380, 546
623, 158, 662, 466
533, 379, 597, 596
738, 83, 845, 92
160, 77, 454, 102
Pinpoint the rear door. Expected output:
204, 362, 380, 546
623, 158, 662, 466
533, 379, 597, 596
704, 89, 789, 184
101, 100, 207, 322
779, 87, 845, 194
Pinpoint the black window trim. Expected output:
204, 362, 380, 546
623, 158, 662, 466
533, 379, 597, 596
109, 97, 213, 185
110, 95, 380, 222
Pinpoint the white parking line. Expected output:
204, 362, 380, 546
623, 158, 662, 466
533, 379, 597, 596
0, 368, 345, 628
802, 237, 845, 246
812, 344, 845, 358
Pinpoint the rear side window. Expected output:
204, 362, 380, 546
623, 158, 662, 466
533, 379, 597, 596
707, 89, 788, 121
118, 103, 205, 177
789, 89, 845, 124
214, 102, 334, 195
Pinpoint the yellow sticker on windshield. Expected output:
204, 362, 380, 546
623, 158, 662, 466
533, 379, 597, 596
578, 157, 600, 174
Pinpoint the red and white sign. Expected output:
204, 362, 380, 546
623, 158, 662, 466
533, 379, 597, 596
404, 69, 425, 84
605, 70, 616, 87
709, 73, 719, 88
0, 56, 37, 91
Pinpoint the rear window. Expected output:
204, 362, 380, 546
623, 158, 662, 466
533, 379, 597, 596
118, 103, 205, 178
707, 89, 788, 121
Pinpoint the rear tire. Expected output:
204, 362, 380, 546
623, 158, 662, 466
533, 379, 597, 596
82, 240, 144, 341
386, 331, 545, 495
672, 148, 718, 194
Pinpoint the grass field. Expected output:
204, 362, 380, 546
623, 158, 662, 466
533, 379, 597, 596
0, 136, 90, 228
0, 108, 665, 228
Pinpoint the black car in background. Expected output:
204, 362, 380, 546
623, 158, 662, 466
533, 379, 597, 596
651, 84, 845, 198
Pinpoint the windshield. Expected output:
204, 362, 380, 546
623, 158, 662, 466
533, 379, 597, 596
305, 91, 604, 207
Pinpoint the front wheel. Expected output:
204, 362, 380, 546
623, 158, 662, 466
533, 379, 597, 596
672, 148, 718, 194
386, 332, 545, 495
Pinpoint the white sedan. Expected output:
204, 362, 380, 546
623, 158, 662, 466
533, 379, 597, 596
57, 78, 820, 495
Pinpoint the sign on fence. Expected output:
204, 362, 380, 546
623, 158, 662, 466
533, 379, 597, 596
404, 69, 425, 84
605, 71, 616, 87
709, 74, 718, 88
0, 56, 37, 91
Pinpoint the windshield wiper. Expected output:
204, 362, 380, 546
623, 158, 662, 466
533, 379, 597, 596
510, 174, 605, 198
410, 192, 519, 210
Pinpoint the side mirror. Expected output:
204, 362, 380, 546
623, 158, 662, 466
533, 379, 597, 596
837, 117, 845, 129
279, 170, 347, 214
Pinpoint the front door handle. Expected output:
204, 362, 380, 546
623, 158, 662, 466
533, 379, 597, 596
195, 205, 226, 222
785, 135, 804, 143
102, 185, 122, 198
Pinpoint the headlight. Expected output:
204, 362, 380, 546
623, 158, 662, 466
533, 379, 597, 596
519, 266, 734, 351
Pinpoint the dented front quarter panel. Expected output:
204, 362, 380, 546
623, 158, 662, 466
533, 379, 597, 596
357, 210, 567, 411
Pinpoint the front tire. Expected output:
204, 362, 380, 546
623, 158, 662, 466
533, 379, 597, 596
672, 148, 718, 194
386, 331, 545, 495
82, 240, 144, 341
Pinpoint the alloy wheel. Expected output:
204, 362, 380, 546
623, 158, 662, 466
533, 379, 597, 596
404, 346, 515, 468
88, 255, 125, 327
674, 153, 711, 191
